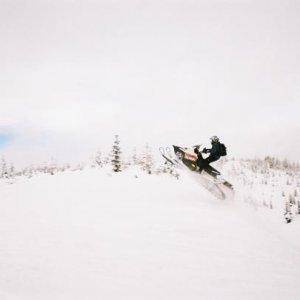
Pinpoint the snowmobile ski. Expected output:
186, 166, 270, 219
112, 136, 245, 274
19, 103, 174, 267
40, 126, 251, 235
159, 147, 180, 166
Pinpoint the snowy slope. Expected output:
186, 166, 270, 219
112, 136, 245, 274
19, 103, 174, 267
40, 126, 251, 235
0, 167, 299, 300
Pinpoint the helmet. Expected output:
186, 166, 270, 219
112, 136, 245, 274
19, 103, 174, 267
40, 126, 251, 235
210, 135, 219, 143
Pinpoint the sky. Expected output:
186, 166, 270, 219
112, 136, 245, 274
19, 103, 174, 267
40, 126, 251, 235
0, 0, 299, 166
0, 134, 10, 148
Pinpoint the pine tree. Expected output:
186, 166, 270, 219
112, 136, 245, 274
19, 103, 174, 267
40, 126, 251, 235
162, 161, 179, 179
6, 163, 15, 179
141, 144, 154, 174
132, 147, 139, 166
0, 157, 8, 178
284, 201, 292, 223
289, 194, 295, 206
95, 150, 103, 167
269, 201, 273, 210
111, 135, 122, 172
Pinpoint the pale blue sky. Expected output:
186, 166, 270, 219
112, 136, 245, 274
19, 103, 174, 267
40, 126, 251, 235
0, 0, 299, 166
0, 134, 10, 148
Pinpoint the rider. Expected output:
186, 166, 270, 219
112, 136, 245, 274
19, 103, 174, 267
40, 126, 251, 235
194, 136, 225, 171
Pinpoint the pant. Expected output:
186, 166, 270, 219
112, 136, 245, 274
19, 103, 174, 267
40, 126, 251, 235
196, 153, 220, 171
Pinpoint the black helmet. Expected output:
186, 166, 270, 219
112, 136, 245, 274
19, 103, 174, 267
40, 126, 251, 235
210, 135, 219, 143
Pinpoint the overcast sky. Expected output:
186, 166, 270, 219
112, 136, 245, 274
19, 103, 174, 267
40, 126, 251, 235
0, 0, 299, 166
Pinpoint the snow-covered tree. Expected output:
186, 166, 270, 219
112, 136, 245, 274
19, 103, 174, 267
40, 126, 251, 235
140, 144, 154, 174
284, 201, 293, 223
0, 158, 16, 179
269, 201, 273, 210
289, 194, 296, 206
132, 147, 139, 166
111, 135, 122, 172
161, 161, 179, 179
0, 157, 8, 178
94, 150, 103, 167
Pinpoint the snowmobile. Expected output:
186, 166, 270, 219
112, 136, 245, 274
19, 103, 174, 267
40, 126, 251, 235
160, 145, 234, 200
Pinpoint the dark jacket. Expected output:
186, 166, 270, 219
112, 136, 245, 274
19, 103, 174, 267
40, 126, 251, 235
205, 142, 222, 159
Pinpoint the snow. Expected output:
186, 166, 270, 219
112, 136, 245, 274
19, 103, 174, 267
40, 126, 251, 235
0, 166, 299, 299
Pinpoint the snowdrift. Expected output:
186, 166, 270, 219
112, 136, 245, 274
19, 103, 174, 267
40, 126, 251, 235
0, 168, 299, 300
